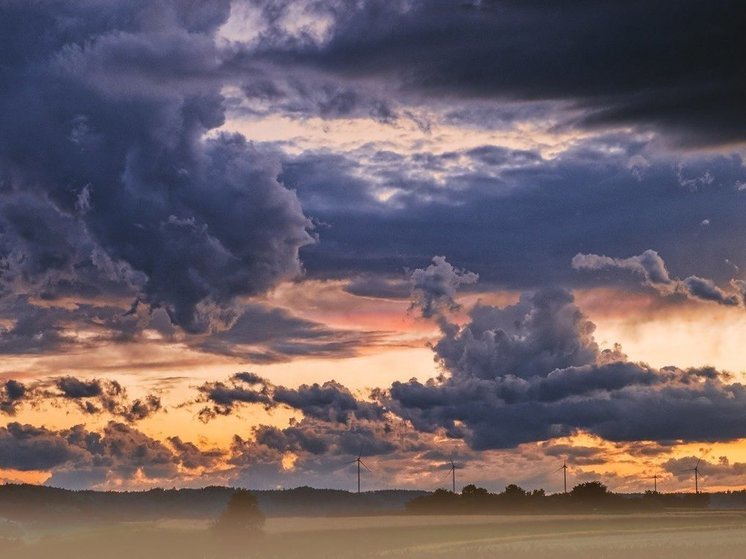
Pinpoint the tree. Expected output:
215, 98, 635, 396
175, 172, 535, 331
503, 484, 527, 500
213, 489, 265, 540
570, 481, 610, 502
461, 484, 489, 498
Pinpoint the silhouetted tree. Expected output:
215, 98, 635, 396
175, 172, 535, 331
461, 484, 489, 498
570, 481, 610, 503
213, 489, 264, 541
503, 484, 528, 499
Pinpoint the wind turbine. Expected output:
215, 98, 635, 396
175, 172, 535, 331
554, 460, 568, 494
448, 460, 457, 493
683, 457, 704, 494
645, 473, 660, 493
351, 452, 372, 494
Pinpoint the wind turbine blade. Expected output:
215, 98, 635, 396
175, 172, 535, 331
359, 460, 373, 472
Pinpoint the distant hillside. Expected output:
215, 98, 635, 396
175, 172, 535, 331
0, 484, 427, 523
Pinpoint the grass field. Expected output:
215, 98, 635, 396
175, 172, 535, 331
4, 512, 746, 559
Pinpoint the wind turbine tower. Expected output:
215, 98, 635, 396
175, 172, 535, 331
681, 457, 703, 494
556, 460, 568, 494
352, 452, 372, 494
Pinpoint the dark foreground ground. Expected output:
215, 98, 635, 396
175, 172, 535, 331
3, 511, 746, 559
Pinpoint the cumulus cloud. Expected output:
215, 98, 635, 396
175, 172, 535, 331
384, 258, 746, 449
573, 249, 742, 307
0, 1, 313, 334
409, 256, 478, 319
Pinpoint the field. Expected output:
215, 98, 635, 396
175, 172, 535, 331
3, 512, 746, 559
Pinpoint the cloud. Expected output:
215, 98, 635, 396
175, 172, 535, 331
51, 376, 162, 422
663, 455, 746, 489
573, 249, 742, 306
194, 372, 384, 425
0, 380, 28, 415
344, 275, 412, 299
283, 142, 746, 292
0, 423, 88, 471
385, 259, 746, 449
0, 375, 161, 422
0, 419, 224, 489
194, 372, 274, 422
196, 303, 382, 363
0, 1, 313, 333
245, 0, 746, 147
192, 259, 746, 457
409, 256, 478, 319
273, 381, 385, 423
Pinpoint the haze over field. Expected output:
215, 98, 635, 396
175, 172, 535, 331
6, 512, 746, 559
1, 0, 746, 498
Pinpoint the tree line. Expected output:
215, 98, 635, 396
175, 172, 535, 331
406, 482, 710, 513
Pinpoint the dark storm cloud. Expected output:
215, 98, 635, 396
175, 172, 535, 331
234, 71, 397, 123
249, 0, 746, 146
0, 0, 313, 334
573, 249, 742, 306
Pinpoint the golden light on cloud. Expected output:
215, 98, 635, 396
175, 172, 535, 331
576, 288, 746, 374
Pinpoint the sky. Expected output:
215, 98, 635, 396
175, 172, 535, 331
1, 0, 746, 494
